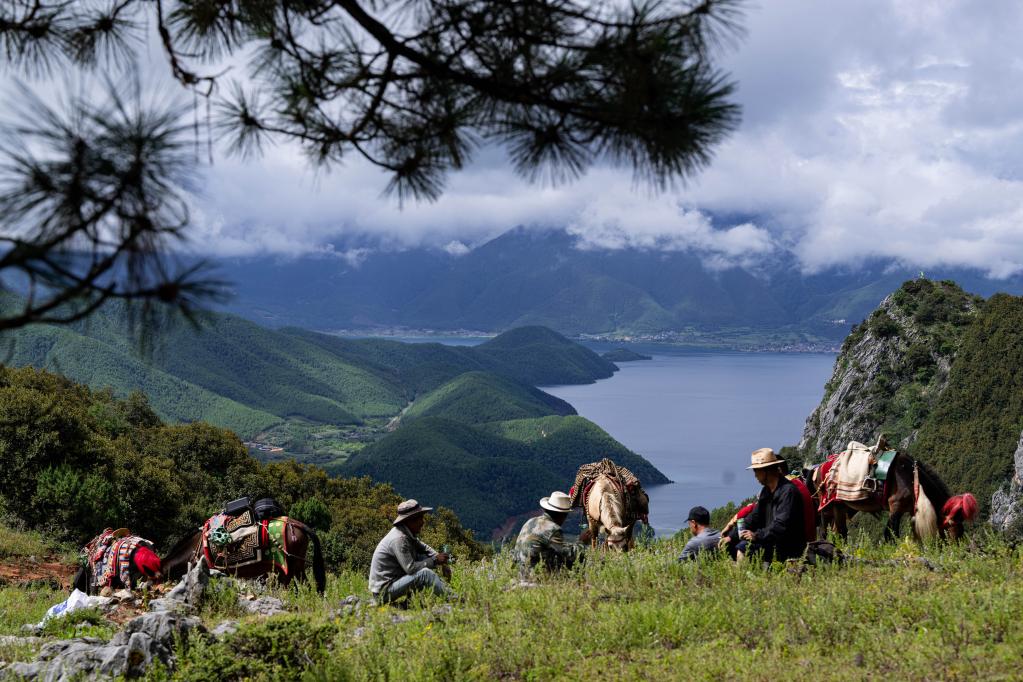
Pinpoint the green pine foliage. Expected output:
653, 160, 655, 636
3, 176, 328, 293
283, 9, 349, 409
912, 293, 1023, 513
403, 372, 575, 424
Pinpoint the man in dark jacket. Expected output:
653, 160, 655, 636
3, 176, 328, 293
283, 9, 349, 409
737, 448, 806, 562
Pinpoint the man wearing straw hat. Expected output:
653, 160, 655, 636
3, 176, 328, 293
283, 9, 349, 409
369, 499, 454, 604
736, 448, 806, 563
513, 491, 591, 573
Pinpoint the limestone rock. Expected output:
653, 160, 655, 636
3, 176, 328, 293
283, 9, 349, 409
798, 283, 980, 460
991, 430, 1023, 536
238, 596, 287, 617
4, 560, 210, 679
210, 621, 240, 639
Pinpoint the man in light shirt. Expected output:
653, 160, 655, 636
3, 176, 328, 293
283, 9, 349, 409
368, 499, 453, 604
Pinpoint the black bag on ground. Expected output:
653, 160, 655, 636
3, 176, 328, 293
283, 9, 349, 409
254, 498, 284, 520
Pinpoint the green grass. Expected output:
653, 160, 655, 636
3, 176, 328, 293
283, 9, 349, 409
2, 535, 1022, 678
162, 535, 1023, 681
0, 526, 51, 561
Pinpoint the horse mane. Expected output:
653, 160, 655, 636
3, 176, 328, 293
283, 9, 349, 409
162, 527, 202, 566
914, 458, 951, 505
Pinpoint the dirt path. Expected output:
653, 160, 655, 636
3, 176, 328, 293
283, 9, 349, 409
0, 557, 76, 589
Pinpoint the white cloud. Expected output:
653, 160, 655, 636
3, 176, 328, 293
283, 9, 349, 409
170, 0, 1023, 277
443, 241, 471, 256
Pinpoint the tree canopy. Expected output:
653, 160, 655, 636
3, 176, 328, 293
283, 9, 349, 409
0, 0, 744, 332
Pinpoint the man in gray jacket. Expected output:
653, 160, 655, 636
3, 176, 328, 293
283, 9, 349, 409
678, 506, 721, 561
369, 499, 453, 604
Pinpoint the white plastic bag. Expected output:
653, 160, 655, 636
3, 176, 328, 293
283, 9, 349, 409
37, 588, 90, 627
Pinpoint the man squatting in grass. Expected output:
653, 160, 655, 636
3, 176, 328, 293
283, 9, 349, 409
513, 491, 591, 575
368, 499, 454, 603
678, 505, 721, 560
734, 448, 807, 563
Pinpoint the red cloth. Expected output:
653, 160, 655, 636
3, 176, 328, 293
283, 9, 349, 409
815, 455, 839, 511
133, 546, 162, 578
737, 503, 756, 519
789, 477, 817, 542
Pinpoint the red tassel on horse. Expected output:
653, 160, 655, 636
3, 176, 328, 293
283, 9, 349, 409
942, 493, 979, 524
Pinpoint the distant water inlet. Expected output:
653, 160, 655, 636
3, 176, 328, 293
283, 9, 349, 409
544, 349, 836, 536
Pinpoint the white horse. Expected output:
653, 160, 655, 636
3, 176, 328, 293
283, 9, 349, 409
584, 474, 648, 551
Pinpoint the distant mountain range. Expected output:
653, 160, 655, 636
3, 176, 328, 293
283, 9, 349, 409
212, 227, 1023, 344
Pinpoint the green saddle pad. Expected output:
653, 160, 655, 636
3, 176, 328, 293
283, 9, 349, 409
873, 450, 897, 481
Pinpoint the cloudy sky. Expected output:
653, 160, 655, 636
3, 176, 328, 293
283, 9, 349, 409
182, 1, 1023, 277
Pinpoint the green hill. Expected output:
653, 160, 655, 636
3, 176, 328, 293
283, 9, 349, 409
1, 302, 613, 438
797, 279, 1023, 520
403, 372, 575, 424
472, 326, 617, 385
341, 417, 560, 534
1, 324, 281, 435
344, 414, 669, 535
483, 415, 670, 486
602, 348, 652, 362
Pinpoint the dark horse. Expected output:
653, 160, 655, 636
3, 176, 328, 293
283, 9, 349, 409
161, 517, 325, 594
802, 451, 978, 542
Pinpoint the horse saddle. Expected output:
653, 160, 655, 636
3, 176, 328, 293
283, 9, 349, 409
861, 450, 897, 493
204, 511, 263, 569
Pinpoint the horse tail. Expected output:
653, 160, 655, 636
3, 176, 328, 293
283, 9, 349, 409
913, 486, 940, 539
291, 520, 326, 594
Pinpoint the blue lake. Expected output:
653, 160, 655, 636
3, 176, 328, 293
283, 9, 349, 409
544, 347, 837, 535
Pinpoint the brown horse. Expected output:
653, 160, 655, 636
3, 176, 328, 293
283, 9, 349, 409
584, 474, 649, 551
161, 517, 325, 593
802, 451, 978, 542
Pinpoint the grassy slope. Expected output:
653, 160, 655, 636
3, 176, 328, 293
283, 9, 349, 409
5, 536, 1019, 678
403, 372, 576, 424
912, 293, 1023, 513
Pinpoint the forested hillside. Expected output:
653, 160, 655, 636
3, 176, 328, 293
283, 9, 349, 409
2, 306, 668, 537
402, 372, 576, 424
343, 415, 668, 536
912, 294, 1023, 514
796, 279, 1023, 522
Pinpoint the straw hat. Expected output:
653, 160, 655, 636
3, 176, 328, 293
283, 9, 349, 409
392, 499, 433, 525
540, 491, 573, 513
747, 447, 786, 470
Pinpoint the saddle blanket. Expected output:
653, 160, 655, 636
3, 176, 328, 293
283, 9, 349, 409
201, 512, 292, 574
82, 529, 152, 589
817, 441, 879, 510
569, 459, 640, 507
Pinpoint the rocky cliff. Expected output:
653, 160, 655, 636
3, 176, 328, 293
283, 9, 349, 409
991, 431, 1023, 538
798, 279, 982, 460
